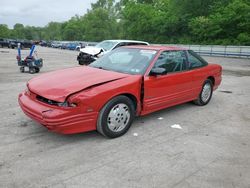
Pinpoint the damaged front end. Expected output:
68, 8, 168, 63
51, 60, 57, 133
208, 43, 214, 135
77, 48, 104, 65
77, 52, 97, 65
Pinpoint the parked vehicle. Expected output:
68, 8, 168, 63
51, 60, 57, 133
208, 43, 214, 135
20, 40, 33, 49
8, 39, 33, 49
75, 42, 87, 51
66, 42, 78, 50
51, 42, 61, 48
0, 38, 33, 49
77, 40, 149, 65
40, 41, 47, 47
0, 38, 9, 48
61, 42, 68, 49
47, 41, 52, 47
19, 45, 222, 138
8, 39, 18, 49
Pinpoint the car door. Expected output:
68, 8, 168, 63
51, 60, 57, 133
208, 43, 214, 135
142, 50, 196, 115
186, 50, 209, 97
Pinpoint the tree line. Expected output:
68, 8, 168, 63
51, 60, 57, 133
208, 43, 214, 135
0, 0, 249, 45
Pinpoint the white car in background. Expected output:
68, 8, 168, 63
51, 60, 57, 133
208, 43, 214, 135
77, 40, 149, 65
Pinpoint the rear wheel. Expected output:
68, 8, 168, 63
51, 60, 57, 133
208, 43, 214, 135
194, 79, 213, 106
29, 67, 36, 74
35, 68, 40, 73
97, 96, 135, 138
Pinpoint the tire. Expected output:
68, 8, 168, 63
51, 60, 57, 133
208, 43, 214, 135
97, 95, 135, 138
194, 79, 213, 106
29, 67, 36, 74
20, 67, 25, 73
35, 68, 40, 73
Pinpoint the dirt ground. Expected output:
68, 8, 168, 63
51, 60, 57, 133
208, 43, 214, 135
0, 47, 250, 188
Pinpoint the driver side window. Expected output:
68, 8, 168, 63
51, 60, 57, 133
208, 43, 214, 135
153, 51, 187, 73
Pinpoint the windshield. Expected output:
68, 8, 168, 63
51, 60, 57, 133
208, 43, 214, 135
95, 41, 118, 51
89, 48, 157, 75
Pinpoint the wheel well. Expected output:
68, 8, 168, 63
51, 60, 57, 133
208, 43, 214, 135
122, 94, 137, 111
207, 76, 215, 85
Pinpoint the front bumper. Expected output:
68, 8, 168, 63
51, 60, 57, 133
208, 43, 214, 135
18, 92, 98, 134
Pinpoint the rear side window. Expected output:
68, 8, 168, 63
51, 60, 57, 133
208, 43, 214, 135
114, 42, 126, 49
114, 42, 148, 49
187, 50, 208, 69
126, 42, 148, 46
153, 50, 188, 73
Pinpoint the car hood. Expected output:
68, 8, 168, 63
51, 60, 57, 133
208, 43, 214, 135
80, 46, 105, 55
27, 66, 128, 102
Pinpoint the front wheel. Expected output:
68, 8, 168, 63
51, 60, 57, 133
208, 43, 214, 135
194, 79, 213, 106
97, 96, 135, 138
20, 67, 25, 73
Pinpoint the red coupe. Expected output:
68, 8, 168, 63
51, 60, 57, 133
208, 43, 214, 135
19, 46, 222, 138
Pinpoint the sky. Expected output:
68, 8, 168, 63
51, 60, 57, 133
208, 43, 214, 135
0, 0, 97, 28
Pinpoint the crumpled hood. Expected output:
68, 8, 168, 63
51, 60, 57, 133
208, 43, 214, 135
28, 66, 128, 102
80, 46, 104, 55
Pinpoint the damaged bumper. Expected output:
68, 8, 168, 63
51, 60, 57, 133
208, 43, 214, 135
18, 91, 98, 134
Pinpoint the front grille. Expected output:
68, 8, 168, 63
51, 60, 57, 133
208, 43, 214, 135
36, 95, 60, 106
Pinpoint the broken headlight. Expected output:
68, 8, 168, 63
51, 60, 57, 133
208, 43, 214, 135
57, 101, 77, 107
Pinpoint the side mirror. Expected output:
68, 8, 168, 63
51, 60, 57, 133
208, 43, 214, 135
149, 67, 167, 76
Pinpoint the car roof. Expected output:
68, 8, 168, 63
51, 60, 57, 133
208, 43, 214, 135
123, 45, 187, 51
103, 39, 149, 44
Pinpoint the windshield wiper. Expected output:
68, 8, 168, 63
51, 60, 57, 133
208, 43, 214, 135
94, 66, 108, 70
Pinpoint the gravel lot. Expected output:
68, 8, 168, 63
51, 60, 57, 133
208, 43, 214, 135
0, 47, 250, 188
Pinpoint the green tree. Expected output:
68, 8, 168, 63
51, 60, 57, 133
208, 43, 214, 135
42, 22, 63, 40
62, 16, 84, 40
189, 0, 250, 45
82, 8, 119, 41
2, 0, 249, 45
91, 0, 115, 10
13, 23, 25, 39
0, 24, 10, 38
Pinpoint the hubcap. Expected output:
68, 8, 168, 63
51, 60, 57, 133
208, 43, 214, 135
201, 83, 212, 103
107, 103, 130, 132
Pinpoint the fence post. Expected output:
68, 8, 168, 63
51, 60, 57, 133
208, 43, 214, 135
239, 46, 242, 58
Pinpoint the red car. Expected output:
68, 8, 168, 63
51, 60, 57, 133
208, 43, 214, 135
19, 46, 222, 138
